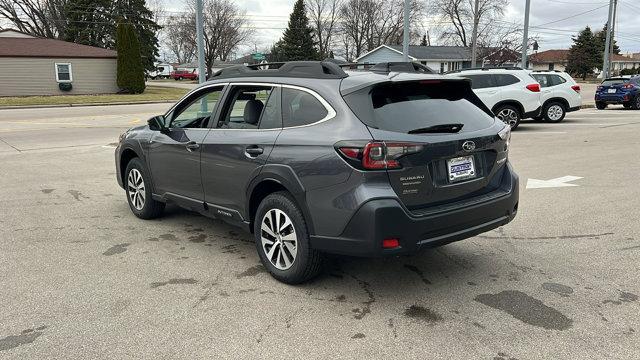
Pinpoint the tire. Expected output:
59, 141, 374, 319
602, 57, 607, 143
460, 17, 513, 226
253, 192, 323, 284
124, 158, 164, 219
543, 101, 566, 123
631, 96, 640, 110
495, 104, 521, 130
623, 102, 631, 109
596, 102, 607, 110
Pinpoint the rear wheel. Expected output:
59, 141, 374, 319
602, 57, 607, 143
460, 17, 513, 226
623, 102, 631, 109
254, 192, 323, 284
543, 102, 566, 123
631, 96, 640, 110
124, 158, 164, 219
495, 105, 521, 130
596, 102, 607, 110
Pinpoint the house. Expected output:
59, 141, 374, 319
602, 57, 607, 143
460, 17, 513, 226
530, 49, 640, 74
0, 29, 118, 97
355, 45, 521, 73
529, 50, 569, 71
356, 45, 471, 73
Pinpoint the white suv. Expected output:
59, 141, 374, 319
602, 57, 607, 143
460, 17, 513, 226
530, 71, 582, 122
445, 68, 542, 129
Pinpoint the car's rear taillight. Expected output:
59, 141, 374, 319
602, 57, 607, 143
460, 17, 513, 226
338, 141, 423, 170
597, 85, 603, 92
526, 83, 541, 92
571, 85, 581, 93
622, 84, 633, 89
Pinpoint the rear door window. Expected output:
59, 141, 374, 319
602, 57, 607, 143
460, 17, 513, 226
461, 74, 495, 89
532, 74, 550, 87
343, 80, 495, 134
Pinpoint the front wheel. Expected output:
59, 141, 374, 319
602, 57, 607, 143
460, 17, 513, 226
495, 105, 521, 130
124, 158, 164, 219
254, 192, 323, 284
596, 101, 607, 110
543, 102, 566, 123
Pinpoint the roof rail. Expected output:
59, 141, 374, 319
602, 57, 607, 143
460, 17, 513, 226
209, 61, 348, 80
445, 66, 524, 74
369, 62, 435, 74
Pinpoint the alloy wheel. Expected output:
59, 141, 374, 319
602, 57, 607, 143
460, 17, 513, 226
547, 104, 564, 121
260, 209, 298, 270
127, 168, 146, 211
497, 108, 519, 127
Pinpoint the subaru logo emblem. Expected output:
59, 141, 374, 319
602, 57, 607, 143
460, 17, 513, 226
462, 141, 476, 152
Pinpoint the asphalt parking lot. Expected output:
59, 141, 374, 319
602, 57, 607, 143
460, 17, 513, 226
1, 104, 638, 359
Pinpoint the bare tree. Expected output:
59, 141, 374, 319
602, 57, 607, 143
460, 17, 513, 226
183, 0, 251, 72
338, 0, 424, 60
306, 0, 341, 59
0, 0, 68, 38
165, 13, 197, 64
430, 0, 508, 47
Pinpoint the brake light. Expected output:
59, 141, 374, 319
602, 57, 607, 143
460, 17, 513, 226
338, 141, 423, 170
382, 238, 400, 249
622, 84, 633, 89
571, 85, 581, 93
526, 83, 540, 92
597, 86, 603, 92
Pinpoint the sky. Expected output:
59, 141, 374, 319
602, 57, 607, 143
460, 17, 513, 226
181, 0, 639, 58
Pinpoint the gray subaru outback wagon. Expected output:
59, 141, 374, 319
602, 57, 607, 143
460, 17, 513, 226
115, 61, 518, 284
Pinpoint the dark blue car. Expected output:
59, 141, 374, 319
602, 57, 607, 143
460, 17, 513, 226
595, 76, 640, 110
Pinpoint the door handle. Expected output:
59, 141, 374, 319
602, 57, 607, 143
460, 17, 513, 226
185, 141, 199, 152
245, 145, 264, 157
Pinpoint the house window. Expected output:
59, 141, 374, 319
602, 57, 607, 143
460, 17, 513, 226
55, 63, 73, 82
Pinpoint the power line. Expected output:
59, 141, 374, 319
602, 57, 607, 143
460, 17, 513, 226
533, 3, 609, 27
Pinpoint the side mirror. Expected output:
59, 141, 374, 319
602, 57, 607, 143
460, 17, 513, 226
147, 115, 168, 134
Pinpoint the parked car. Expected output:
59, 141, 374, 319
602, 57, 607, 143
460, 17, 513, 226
115, 61, 519, 284
170, 68, 198, 81
595, 76, 640, 110
445, 67, 542, 129
530, 71, 582, 122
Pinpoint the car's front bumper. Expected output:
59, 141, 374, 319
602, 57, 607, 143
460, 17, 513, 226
310, 163, 519, 257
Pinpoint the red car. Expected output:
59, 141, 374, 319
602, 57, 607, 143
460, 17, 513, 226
170, 69, 198, 81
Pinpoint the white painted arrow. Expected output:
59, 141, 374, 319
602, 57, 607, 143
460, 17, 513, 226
526, 176, 583, 189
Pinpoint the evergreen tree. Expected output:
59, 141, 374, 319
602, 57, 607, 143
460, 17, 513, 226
595, 24, 620, 56
64, 0, 160, 71
566, 26, 600, 79
272, 0, 319, 61
117, 22, 146, 94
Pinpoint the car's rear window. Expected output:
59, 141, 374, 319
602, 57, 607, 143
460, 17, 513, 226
602, 79, 628, 86
343, 80, 495, 133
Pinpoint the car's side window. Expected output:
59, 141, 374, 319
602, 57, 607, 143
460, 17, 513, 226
532, 74, 550, 88
550, 75, 566, 86
463, 74, 495, 89
217, 85, 280, 130
169, 87, 222, 129
282, 88, 328, 127
493, 74, 519, 87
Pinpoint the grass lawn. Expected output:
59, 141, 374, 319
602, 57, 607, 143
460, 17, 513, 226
0, 86, 189, 107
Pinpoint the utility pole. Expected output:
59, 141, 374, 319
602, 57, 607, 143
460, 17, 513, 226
608, 0, 618, 75
603, 0, 615, 79
195, 0, 206, 84
470, 0, 480, 68
520, 0, 531, 69
402, 0, 409, 62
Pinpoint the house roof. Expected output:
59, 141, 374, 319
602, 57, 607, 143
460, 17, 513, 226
230, 53, 275, 64
529, 50, 569, 63
611, 53, 640, 63
0, 36, 117, 59
388, 45, 472, 60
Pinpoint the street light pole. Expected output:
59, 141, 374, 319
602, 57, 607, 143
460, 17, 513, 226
470, 0, 480, 68
195, 0, 206, 84
608, 0, 618, 75
520, 0, 531, 69
402, 0, 409, 62
603, 0, 614, 79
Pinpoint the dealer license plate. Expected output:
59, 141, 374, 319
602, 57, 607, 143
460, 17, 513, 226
447, 156, 476, 182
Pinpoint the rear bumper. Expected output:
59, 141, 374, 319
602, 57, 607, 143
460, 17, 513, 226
310, 164, 519, 257
595, 94, 633, 104
523, 106, 542, 119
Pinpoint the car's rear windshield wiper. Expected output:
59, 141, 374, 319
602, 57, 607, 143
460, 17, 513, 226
408, 123, 464, 134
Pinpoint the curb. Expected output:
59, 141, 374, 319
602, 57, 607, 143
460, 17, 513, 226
0, 100, 177, 110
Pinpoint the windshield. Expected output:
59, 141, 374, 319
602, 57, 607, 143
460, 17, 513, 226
343, 80, 495, 134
